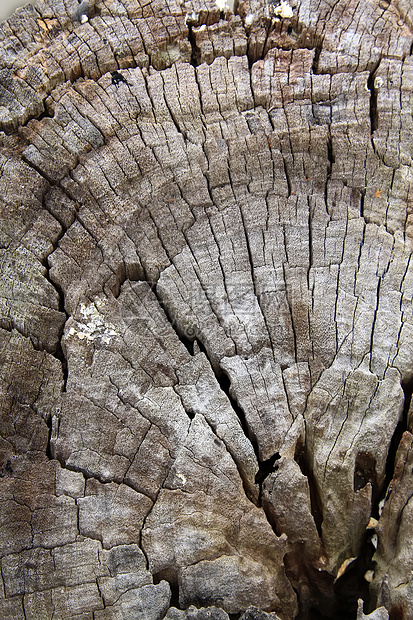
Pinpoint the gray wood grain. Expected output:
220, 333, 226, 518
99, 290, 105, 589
1, 0, 413, 617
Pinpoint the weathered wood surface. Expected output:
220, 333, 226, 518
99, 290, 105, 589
1, 0, 413, 618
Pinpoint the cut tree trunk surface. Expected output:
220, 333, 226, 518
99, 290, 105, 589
1, 0, 413, 618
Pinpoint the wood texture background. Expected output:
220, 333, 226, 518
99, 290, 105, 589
1, 0, 413, 618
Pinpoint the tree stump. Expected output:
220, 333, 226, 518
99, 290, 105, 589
1, 0, 413, 618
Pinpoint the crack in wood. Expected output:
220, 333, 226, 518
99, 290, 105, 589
2, 1, 413, 618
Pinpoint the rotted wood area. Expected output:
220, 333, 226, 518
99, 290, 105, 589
1, 0, 413, 618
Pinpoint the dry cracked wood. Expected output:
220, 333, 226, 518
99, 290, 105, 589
1, 0, 413, 618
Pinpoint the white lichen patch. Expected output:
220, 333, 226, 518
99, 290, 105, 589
176, 472, 187, 486
273, 0, 293, 18
374, 76, 384, 89
158, 44, 182, 66
185, 10, 198, 24
215, 0, 234, 12
67, 301, 118, 344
